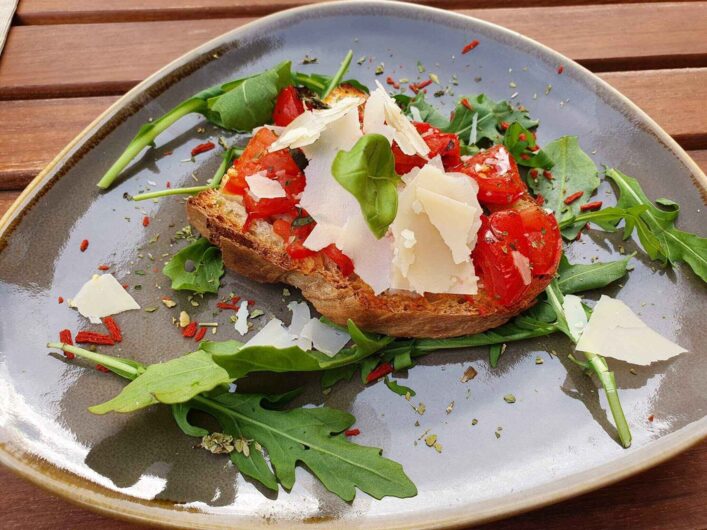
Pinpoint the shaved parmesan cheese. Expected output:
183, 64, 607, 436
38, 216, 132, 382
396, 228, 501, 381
287, 301, 313, 349
244, 318, 297, 349
303, 222, 342, 252
512, 251, 532, 286
362, 87, 395, 143
390, 162, 482, 295
372, 81, 430, 157
575, 295, 686, 365
562, 294, 587, 342
71, 274, 140, 324
336, 214, 393, 294
300, 318, 351, 356
234, 300, 250, 335
268, 97, 363, 151
245, 172, 286, 199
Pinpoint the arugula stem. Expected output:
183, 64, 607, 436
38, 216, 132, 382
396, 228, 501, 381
132, 185, 210, 201
294, 74, 326, 92
47, 342, 141, 378
322, 50, 353, 100
97, 98, 205, 189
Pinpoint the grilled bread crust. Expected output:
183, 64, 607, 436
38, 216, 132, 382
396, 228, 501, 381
187, 188, 558, 338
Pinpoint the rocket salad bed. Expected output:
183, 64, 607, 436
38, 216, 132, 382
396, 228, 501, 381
49, 48, 706, 502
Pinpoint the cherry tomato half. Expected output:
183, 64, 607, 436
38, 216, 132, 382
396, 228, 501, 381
322, 244, 355, 276
273, 86, 306, 126
517, 206, 562, 276
271, 218, 317, 259
392, 122, 462, 174
454, 145, 526, 206
472, 211, 531, 306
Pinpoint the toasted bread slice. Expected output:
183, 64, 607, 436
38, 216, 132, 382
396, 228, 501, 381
187, 188, 557, 338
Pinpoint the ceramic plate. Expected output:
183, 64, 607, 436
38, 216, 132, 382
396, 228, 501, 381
1, 2, 705, 528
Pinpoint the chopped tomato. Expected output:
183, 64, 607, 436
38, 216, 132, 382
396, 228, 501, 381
243, 193, 298, 231
322, 244, 355, 276
392, 122, 462, 174
472, 211, 530, 305
270, 218, 317, 259
517, 207, 562, 276
273, 86, 306, 126
454, 145, 526, 206
224, 128, 305, 197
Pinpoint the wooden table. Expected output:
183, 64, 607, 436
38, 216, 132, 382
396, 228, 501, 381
1, 1, 706, 528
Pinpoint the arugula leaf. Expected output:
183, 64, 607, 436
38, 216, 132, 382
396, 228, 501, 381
606, 168, 707, 281
89, 351, 231, 414
395, 92, 450, 129
174, 393, 417, 500
503, 122, 553, 169
489, 344, 505, 368
163, 238, 224, 294
443, 93, 538, 146
532, 136, 600, 239
97, 62, 291, 189
384, 377, 416, 397
210, 319, 392, 378
557, 254, 633, 294
332, 134, 400, 238
295, 72, 369, 97
321, 364, 357, 390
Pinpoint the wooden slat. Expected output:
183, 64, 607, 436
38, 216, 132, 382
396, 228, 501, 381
14, 0, 706, 25
2, 3, 707, 99
0, 69, 703, 190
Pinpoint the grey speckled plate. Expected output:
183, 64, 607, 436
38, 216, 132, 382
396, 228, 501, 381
0, 2, 705, 528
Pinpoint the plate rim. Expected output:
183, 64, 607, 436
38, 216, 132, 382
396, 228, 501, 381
0, 1, 705, 527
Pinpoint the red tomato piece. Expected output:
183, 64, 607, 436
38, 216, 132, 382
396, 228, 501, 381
454, 145, 526, 206
322, 244, 355, 276
472, 211, 530, 306
392, 122, 462, 174
273, 86, 306, 126
517, 207, 562, 276
270, 218, 317, 260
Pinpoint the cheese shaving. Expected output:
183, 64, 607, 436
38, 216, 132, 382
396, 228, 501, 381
575, 295, 687, 365
299, 318, 351, 357
372, 81, 430, 157
70, 274, 140, 324
245, 171, 286, 199
234, 300, 250, 335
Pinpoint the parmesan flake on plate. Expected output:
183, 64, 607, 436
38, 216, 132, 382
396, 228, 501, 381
70, 274, 140, 324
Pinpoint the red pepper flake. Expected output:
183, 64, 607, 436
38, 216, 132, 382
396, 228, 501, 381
564, 191, 584, 205
500, 121, 510, 130
518, 133, 527, 142
75, 331, 115, 346
58, 296, 64, 304
462, 39, 480, 54
366, 362, 394, 383
97, 264, 110, 271
557, 64, 564, 74
535, 193, 545, 206
194, 327, 208, 342
59, 329, 73, 346
460, 97, 473, 111
344, 428, 361, 437
142, 216, 150, 227
216, 302, 240, 311
529, 169, 539, 179
520, 153, 531, 161
530, 145, 540, 152
96, 364, 110, 373
543, 170, 554, 181
80, 239, 89, 252
580, 201, 602, 212
122, 284, 129, 290
648, 414, 655, 422
166, 181, 171, 188
182, 321, 198, 338
416, 79, 432, 90
247, 299, 256, 306
101, 316, 122, 343
409, 83, 420, 94
575, 229, 583, 241
386, 76, 400, 89
191, 141, 215, 157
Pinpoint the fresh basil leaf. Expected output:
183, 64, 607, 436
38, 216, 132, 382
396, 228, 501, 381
606, 168, 707, 281
332, 134, 400, 238
443, 93, 538, 146
503, 122, 553, 169
163, 238, 224, 294
89, 351, 231, 414
178, 393, 417, 500
533, 136, 600, 239
557, 254, 632, 294
384, 377, 416, 397
207, 61, 292, 131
